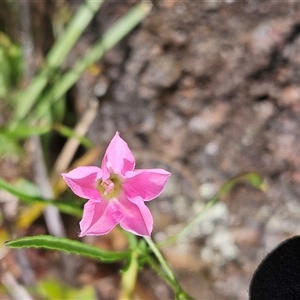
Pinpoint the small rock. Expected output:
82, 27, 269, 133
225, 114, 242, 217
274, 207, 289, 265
169, 88, 202, 116
188, 103, 229, 134
168, 29, 188, 46
199, 182, 216, 199
250, 19, 293, 55
205, 141, 219, 156
253, 101, 276, 121
204, 1, 222, 10
201, 228, 240, 264
184, 38, 223, 77
231, 227, 260, 247
279, 85, 300, 108
93, 77, 108, 98
141, 54, 182, 88
283, 35, 300, 65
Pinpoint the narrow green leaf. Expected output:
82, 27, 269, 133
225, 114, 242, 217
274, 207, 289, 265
51, 95, 66, 123
9, 0, 104, 127
0, 178, 82, 217
5, 235, 129, 262
0, 126, 51, 139
0, 132, 21, 157
0, 47, 11, 97
32, 1, 152, 123
0, 123, 92, 148
0, 32, 23, 94
13, 178, 41, 197
53, 124, 93, 148
161, 172, 265, 246
216, 172, 266, 198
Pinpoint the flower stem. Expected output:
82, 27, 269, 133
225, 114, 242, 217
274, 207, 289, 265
119, 250, 139, 300
144, 237, 194, 300
159, 172, 265, 247
159, 194, 218, 247
119, 232, 139, 300
145, 256, 178, 291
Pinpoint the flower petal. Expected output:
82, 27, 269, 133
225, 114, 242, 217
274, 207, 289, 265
123, 169, 171, 203
61, 166, 102, 201
101, 132, 135, 177
79, 200, 124, 236
115, 194, 153, 237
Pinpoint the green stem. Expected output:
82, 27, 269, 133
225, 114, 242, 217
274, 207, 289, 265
119, 250, 139, 300
145, 237, 176, 283
159, 172, 265, 247
144, 237, 194, 300
10, 0, 104, 127
118, 232, 139, 300
159, 194, 219, 247
145, 256, 178, 291
0, 178, 83, 217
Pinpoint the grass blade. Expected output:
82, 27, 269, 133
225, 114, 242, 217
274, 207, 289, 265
5, 235, 129, 262
53, 124, 93, 149
10, 0, 104, 127
0, 178, 82, 217
160, 172, 265, 246
32, 1, 152, 123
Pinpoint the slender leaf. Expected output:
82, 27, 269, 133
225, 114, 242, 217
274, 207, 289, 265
0, 132, 21, 157
0, 47, 11, 97
10, 0, 104, 127
0, 32, 22, 96
0, 126, 51, 139
5, 235, 129, 262
0, 123, 92, 148
0, 178, 82, 217
32, 1, 152, 123
160, 172, 265, 246
53, 124, 93, 148
216, 172, 265, 196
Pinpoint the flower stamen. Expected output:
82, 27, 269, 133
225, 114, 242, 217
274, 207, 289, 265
97, 174, 122, 200
101, 179, 114, 195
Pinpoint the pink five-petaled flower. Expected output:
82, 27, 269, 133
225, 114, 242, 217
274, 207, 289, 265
61, 132, 171, 237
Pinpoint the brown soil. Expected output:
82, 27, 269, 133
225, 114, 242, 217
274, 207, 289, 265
3, 1, 300, 299
82, 1, 300, 299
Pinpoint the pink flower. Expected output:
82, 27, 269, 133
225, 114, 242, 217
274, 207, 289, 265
62, 132, 171, 237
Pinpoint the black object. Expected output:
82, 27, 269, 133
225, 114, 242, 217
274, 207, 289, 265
249, 236, 300, 300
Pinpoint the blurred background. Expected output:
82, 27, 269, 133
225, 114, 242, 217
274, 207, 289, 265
1, 0, 300, 299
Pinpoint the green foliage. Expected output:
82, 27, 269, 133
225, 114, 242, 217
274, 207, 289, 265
0, 178, 83, 217
161, 172, 265, 246
0, 1, 201, 299
0, 1, 150, 160
0, 123, 93, 147
5, 235, 130, 262
217, 172, 265, 196
10, 0, 105, 126
23, 1, 152, 127
0, 132, 21, 157
53, 124, 93, 149
35, 279, 96, 300
0, 32, 22, 98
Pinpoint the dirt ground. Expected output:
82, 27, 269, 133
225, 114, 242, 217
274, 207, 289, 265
74, 1, 300, 299
3, 1, 300, 299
